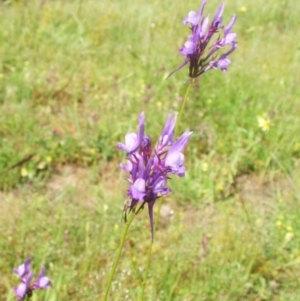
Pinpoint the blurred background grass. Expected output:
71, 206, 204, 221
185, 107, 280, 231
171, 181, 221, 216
1, 0, 300, 300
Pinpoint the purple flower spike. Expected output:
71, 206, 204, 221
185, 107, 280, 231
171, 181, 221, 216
13, 259, 51, 301
118, 111, 192, 238
169, 0, 237, 78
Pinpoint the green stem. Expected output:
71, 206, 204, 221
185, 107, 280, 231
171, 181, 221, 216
140, 198, 164, 301
103, 213, 135, 301
175, 80, 194, 136
139, 80, 193, 300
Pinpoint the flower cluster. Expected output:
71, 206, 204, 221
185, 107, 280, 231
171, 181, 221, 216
13, 258, 51, 301
117, 111, 192, 237
170, 0, 237, 78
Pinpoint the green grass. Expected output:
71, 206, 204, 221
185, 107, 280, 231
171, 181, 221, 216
1, 0, 300, 300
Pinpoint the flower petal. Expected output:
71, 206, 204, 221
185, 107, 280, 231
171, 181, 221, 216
33, 266, 51, 290
213, 3, 224, 27
225, 14, 237, 35
37, 276, 51, 289
224, 32, 237, 45
183, 11, 199, 26
169, 131, 193, 153
158, 111, 178, 149
117, 112, 145, 154
130, 178, 146, 201
13, 258, 31, 278
14, 283, 27, 299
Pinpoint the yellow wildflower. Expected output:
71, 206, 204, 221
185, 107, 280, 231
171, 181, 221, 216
21, 168, 28, 177
38, 161, 46, 170
285, 232, 294, 242
202, 162, 209, 172
89, 148, 96, 155
217, 184, 224, 191
257, 115, 271, 132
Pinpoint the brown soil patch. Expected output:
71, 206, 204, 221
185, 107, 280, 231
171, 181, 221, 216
236, 173, 295, 209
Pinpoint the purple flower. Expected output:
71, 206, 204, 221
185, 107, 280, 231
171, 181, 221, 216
13, 259, 51, 301
117, 113, 145, 154
169, 0, 237, 78
14, 272, 33, 301
118, 111, 192, 238
13, 258, 31, 280
32, 266, 51, 289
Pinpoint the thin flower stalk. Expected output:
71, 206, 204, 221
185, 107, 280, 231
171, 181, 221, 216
103, 213, 135, 301
175, 80, 194, 136
140, 198, 163, 301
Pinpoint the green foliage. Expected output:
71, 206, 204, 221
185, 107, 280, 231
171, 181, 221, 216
1, 0, 300, 300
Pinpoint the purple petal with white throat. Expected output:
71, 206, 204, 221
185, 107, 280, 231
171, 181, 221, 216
130, 178, 146, 201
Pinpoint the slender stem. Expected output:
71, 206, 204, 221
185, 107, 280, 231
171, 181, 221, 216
175, 80, 194, 136
103, 213, 135, 301
139, 80, 193, 300
140, 198, 163, 301
139, 79, 193, 300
